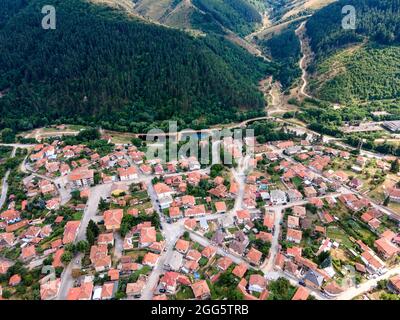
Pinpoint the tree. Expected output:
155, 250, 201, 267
71, 190, 81, 200
98, 197, 109, 211
183, 231, 190, 241
317, 251, 331, 267
268, 277, 294, 300
1, 128, 15, 143
131, 137, 143, 148
64, 243, 76, 254
2, 289, 12, 299
86, 220, 99, 245
76, 240, 89, 253
61, 251, 73, 264
76, 128, 100, 142
383, 196, 390, 206
390, 159, 399, 174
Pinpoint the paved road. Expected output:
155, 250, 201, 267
261, 207, 283, 273
21, 158, 71, 205
139, 184, 185, 300
140, 222, 184, 300
58, 253, 83, 300
189, 231, 251, 267
76, 183, 111, 242
335, 266, 400, 300
57, 183, 111, 299
0, 143, 35, 149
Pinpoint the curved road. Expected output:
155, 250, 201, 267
295, 21, 312, 99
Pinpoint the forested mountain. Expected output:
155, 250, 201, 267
306, 0, 400, 103
130, 0, 263, 36
258, 24, 301, 89
0, 0, 28, 27
307, 0, 400, 58
192, 0, 262, 35
0, 0, 275, 132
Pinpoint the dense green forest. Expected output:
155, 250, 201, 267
259, 24, 301, 89
0, 0, 275, 133
0, 0, 28, 27
306, 0, 400, 58
248, 120, 297, 143
192, 0, 262, 36
305, 0, 400, 103
310, 45, 400, 103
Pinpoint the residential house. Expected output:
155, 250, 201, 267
175, 239, 190, 254
63, 221, 80, 244
217, 256, 233, 271
40, 279, 61, 300
142, 252, 160, 268
68, 168, 94, 189
287, 228, 302, 244
286, 189, 303, 202
292, 206, 306, 219
270, 190, 287, 205
191, 280, 211, 300
246, 247, 262, 266
236, 209, 251, 224
248, 274, 266, 293
139, 227, 156, 248
118, 167, 138, 181
103, 209, 123, 231
374, 237, 399, 260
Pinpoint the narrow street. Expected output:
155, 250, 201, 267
261, 207, 283, 273
76, 183, 111, 242
57, 183, 111, 299
189, 231, 251, 267
336, 266, 400, 300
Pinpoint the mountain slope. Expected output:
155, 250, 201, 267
130, 0, 262, 36
306, 0, 400, 103
0, 0, 274, 132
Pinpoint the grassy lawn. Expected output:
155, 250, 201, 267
192, 242, 204, 252
73, 212, 83, 220
388, 202, 400, 215
291, 176, 303, 189
327, 225, 354, 248
175, 286, 194, 300
133, 201, 153, 212
125, 249, 148, 261
67, 124, 86, 131
132, 190, 150, 201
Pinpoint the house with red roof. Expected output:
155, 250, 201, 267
246, 247, 262, 266
191, 280, 210, 300
40, 279, 61, 300
63, 221, 80, 244
292, 286, 309, 300
142, 252, 160, 268
103, 209, 123, 231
